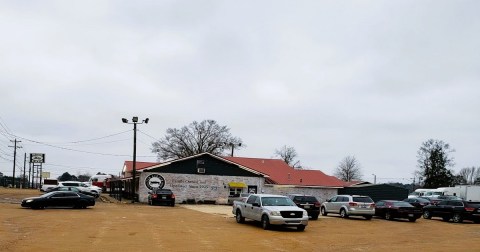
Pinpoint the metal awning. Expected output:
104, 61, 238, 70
228, 182, 247, 188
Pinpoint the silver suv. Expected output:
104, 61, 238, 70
321, 195, 375, 220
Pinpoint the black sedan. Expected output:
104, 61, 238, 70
375, 200, 422, 222
46, 186, 99, 198
21, 191, 95, 209
403, 197, 431, 209
148, 189, 175, 206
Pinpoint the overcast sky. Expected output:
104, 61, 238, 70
1, 1, 479, 184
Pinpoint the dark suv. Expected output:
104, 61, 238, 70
148, 189, 175, 207
422, 200, 480, 223
288, 194, 321, 220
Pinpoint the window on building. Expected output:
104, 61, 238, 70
229, 187, 243, 197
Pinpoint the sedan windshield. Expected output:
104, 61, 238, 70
262, 197, 296, 206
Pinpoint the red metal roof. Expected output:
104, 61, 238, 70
123, 161, 160, 172
223, 156, 346, 187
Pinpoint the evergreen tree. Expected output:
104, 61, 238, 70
417, 139, 454, 188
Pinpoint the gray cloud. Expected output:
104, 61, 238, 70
1, 1, 479, 182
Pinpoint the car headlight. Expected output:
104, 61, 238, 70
303, 211, 308, 217
270, 211, 281, 216
26, 199, 33, 203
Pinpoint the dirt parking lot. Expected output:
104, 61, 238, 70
1, 188, 480, 252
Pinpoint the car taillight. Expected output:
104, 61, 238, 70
371, 203, 375, 208
172, 194, 175, 199
465, 207, 475, 212
315, 202, 320, 207
349, 202, 357, 206
152, 194, 157, 199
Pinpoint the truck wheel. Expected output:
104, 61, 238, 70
297, 225, 305, 231
321, 207, 327, 216
423, 210, 432, 219
311, 214, 319, 220
340, 209, 348, 218
452, 213, 463, 223
408, 217, 417, 222
261, 215, 270, 230
235, 210, 245, 223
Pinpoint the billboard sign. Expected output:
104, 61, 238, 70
30, 153, 45, 163
42, 172, 50, 179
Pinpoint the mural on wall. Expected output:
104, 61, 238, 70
144, 173, 165, 190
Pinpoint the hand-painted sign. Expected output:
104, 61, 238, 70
145, 173, 165, 190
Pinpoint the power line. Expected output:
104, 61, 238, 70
26, 130, 132, 144
138, 129, 161, 141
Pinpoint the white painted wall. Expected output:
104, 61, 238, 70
139, 172, 265, 204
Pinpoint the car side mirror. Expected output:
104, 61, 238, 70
252, 202, 260, 207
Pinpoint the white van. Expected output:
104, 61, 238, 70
408, 188, 434, 198
41, 179, 58, 192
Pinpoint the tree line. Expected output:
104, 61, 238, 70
151, 120, 479, 188
4, 119, 477, 189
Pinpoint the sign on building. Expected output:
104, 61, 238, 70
30, 153, 45, 163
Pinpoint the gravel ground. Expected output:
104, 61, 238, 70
1, 188, 480, 252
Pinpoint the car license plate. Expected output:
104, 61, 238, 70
304, 205, 310, 209
360, 204, 367, 208
408, 214, 414, 217
162, 196, 166, 199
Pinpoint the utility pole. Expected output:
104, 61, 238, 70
122, 117, 149, 203
22, 153, 27, 188
28, 161, 32, 189
9, 139, 22, 188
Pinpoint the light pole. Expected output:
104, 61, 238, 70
122, 116, 149, 203
372, 174, 376, 184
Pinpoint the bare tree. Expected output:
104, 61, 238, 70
274, 145, 301, 168
151, 120, 242, 161
334, 155, 362, 182
458, 167, 480, 185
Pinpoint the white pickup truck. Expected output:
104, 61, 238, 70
232, 194, 309, 231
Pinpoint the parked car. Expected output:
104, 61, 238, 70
403, 197, 431, 209
148, 188, 175, 206
46, 186, 99, 198
423, 200, 480, 223
321, 195, 375, 220
375, 200, 422, 222
228, 193, 251, 205
56, 181, 102, 196
429, 195, 463, 205
21, 191, 95, 209
288, 194, 321, 220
